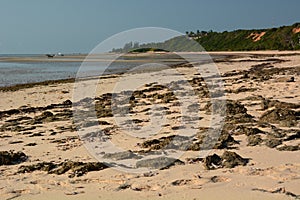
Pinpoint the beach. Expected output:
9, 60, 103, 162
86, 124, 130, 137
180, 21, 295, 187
0, 51, 299, 199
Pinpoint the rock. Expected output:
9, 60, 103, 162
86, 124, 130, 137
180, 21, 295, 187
140, 135, 190, 151
29, 133, 43, 137
9, 140, 24, 144
226, 113, 255, 123
53, 109, 73, 121
286, 76, 295, 82
247, 135, 263, 146
265, 138, 282, 148
275, 76, 295, 82
260, 108, 299, 126
116, 183, 131, 191
0, 151, 27, 165
33, 111, 56, 123
136, 157, 184, 169
226, 101, 247, 115
102, 151, 142, 160
221, 151, 248, 168
267, 127, 286, 138
171, 179, 192, 186
284, 131, 300, 141
18, 162, 57, 173
130, 183, 151, 191
214, 131, 239, 149
203, 151, 248, 170
53, 161, 107, 177
226, 87, 257, 94
203, 154, 222, 170
186, 141, 202, 151
25, 142, 37, 146
18, 161, 108, 177
277, 145, 300, 151
63, 99, 72, 105
260, 99, 300, 110
234, 126, 264, 136
37, 111, 54, 118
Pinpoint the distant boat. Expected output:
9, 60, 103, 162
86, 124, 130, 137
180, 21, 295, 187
46, 54, 55, 58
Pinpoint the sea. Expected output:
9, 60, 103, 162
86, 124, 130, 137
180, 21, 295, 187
0, 54, 221, 87
0, 54, 139, 87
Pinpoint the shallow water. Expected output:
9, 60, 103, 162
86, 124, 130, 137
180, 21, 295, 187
0, 53, 220, 87
0, 60, 141, 87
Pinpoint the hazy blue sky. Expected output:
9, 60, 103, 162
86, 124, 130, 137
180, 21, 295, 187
0, 0, 299, 53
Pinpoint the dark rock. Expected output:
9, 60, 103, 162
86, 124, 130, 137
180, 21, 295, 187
247, 135, 263, 146
136, 157, 184, 169
0, 122, 36, 132
226, 87, 257, 94
25, 142, 37, 146
131, 119, 144, 124
185, 157, 203, 164
277, 145, 300, 151
29, 133, 44, 137
221, 151, 248, 168
37, 111, 54, 119
0, 151, 27, 165
204, 100, 255, 123
50, 136, 79, 144
203, 151, 248, 170
171, 179, 192, 186
260, 108, 299, 126
267, 128, 286, 138
226, 101, 247, 115
5, 116, 32, 123
233, 126, 264, 136
116, 183, 131, 191
284, 131, 300, 141
18, 162, 57, 173
203, 154, 222, 170
140, 135, 190, 151
186, 141, 203, 151
33, 111, 56, 123
226, 113, 255, 123
53, 109, 73, 121
260, 99, 300, 110
286, 76, 295, 82
265, 138, 282, 148
102, 151, 142, 160
18, 161, 108, 177
9, 140, 24, 144
214, 131, 239, 149
63, 99, 72, 105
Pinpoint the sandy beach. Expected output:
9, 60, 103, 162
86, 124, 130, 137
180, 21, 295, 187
0, 51, 299, 200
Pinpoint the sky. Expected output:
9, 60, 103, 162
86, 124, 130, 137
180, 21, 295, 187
0, 0, 299, 54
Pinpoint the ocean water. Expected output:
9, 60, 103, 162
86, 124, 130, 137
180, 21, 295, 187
0, 59, 139, 87
0, 53, 221, 87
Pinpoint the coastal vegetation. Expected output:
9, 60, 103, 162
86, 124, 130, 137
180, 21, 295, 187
111, 23, 300, 52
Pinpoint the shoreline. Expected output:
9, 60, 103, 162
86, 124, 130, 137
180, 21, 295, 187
1, 50, 299, 92
1, 50, 300, 63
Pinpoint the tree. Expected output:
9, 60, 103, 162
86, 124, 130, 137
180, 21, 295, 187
123, 42, 133, 51
133, 42, 139, 49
